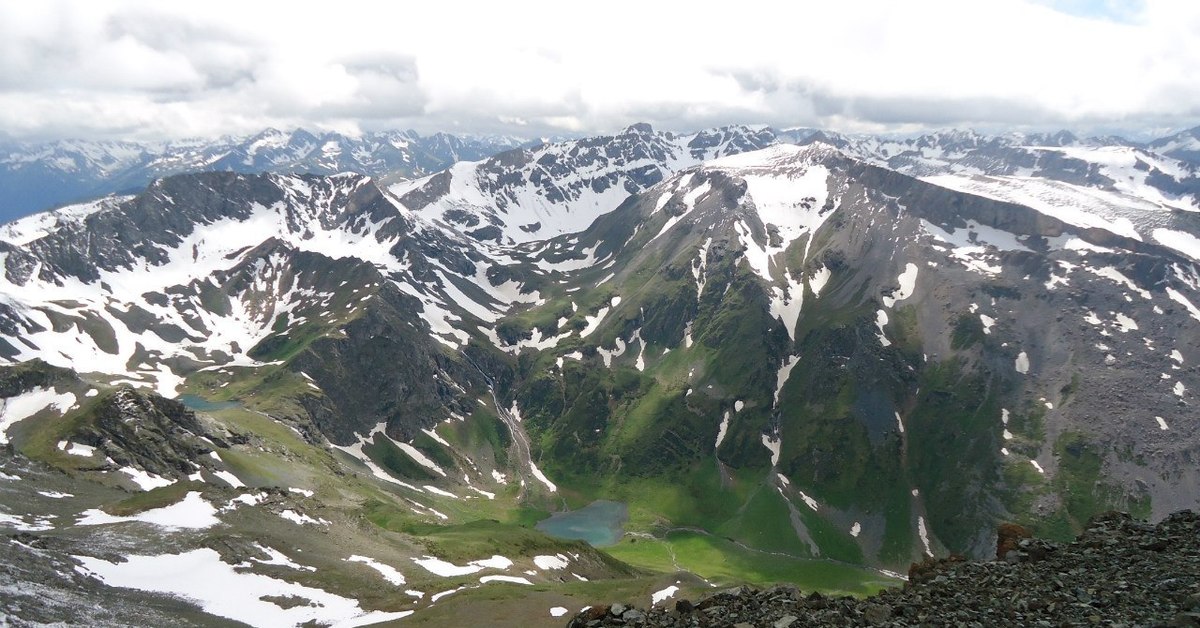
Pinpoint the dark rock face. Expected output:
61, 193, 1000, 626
0, 169, 495, 450
687, 126, 776, 160
567, 511, 1200, 627
0, 360, 234, 481
286, 282, 487, 445
8, 172, 387, 285
0, 359, 79, 398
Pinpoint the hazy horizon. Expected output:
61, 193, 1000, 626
2, 0, 1199, 143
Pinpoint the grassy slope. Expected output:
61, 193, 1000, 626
606, 530, 893, 596
501, 230, 907, 592
12, 385, 682, 622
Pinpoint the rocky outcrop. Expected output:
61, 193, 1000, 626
69, 387, 227, 480
0, 359, 80, 399
568, 511, 1200, 627
286, 283, 488, 445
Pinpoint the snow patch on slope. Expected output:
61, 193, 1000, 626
0, 388, 76, 444
770, 273, 804, 341
926, 174, 1147, 240
78, 548, 412, 627
1015, 351, 1030, 374
882, 263, 918, 308
413, 555, 512, 577
774, 356, 800, 406
809, 266, 831, 297
75, 491, 218, 529
761, 433, 781, 467
712, 145, 834, 283
1154, 228, 1200, 262
347, 555, 406, 586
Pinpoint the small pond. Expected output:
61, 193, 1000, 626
177, 394, 240, 412
535, 500, 628, 547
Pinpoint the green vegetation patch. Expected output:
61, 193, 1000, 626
415, 519, 605, 565
362, 434, 436, 482
715, 484, 816, 558
605, 530, 897, 596
12, 389, 110, 469
1052, 431, 1151, 532
906, 358, 1002, 554
950, 312, 986, 350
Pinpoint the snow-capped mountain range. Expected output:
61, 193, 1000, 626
0, 128, 528, 223
2, 122, 1200, 626
793, 128, 1200, 218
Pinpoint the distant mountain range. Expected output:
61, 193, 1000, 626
0, 128, 530, 222
3, 125, 1199, 226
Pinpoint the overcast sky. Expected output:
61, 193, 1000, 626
1, 0, 1198, 142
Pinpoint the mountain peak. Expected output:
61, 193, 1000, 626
250, 127, 286, 139
793, 129, 850, 149
622, 122, 655, 135
934, 128, 983, 142
704, 140, 844, 172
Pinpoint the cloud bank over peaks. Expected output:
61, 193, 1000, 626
0, 0, 1198, 141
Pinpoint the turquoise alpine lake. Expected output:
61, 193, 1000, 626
177, 394, 239, 412
535, 500, 628, 547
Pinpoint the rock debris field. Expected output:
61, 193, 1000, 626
568, 511, 1200, 627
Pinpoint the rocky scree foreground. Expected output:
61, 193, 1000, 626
568, 511, 1200, 627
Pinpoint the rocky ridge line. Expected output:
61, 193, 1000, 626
568, 511, 1200, 627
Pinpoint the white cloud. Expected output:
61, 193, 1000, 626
0, 0, 1197, 140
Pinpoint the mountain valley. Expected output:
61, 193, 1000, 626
2, 122, 1199, 626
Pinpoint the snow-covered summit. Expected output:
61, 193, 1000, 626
391, 124, 777, 245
